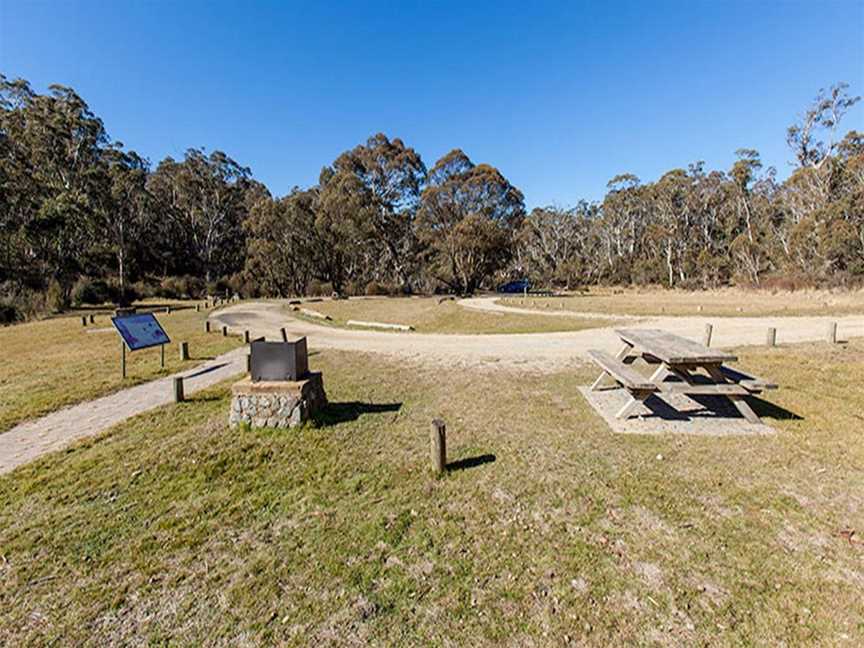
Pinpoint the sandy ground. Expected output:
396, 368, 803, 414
211, 299, 864, 371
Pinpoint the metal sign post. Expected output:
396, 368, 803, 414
112, 313, 171, 379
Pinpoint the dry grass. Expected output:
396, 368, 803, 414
293, 296, 616, 334
0, 302, 241, 433
1, 340, 862, 645
501, 286, 864, 317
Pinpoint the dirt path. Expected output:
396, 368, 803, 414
457, 295, 643, 320
212, 300, 864, 370
0, 349, 246, 475
4, 299, 861, 475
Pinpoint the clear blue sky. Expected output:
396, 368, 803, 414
2, 0, 863, 207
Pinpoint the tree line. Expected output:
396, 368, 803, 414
1, 74, 862, 320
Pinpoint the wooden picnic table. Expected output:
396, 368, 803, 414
589, 329, 776, 424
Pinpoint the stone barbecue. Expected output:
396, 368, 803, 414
229, 336, 326, 429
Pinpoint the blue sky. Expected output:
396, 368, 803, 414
2, 0, 862, 207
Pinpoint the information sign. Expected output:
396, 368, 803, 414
111, 313, 171, 351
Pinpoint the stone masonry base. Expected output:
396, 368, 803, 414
229, 373, 327, 429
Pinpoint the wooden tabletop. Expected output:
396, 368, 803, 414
615, 329, 737, 364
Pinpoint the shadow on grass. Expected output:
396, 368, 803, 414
183, 363, 230, 379
748, 396, 803, 421
447, 454, 496, 472
313, 401, 402, 426
189, 395, 222, 402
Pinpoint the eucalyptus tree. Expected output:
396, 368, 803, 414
327, 133, 426, 290
245, 188, 318, 296
0, 76, 110, 302
787, 82, 861, 169
101, 148, 152, 294
516, 202, 597, 287
148, 149, 253, 283
417, 150, 525, 294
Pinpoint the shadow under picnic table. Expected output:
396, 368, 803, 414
639, 392, 802, 423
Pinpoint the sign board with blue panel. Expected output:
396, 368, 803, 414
112, 313, 171, 351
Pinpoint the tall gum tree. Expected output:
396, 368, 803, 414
328, 133, 426, 291
417, 149, 525, 294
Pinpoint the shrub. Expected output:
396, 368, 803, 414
46, 279, 68, 313
364, 281, 389, 296
0, 302, 22, 325
158, 275, 206, 299
307, 280, 334, 297
72, 278, 112, 306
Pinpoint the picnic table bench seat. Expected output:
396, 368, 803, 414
587, 350, 658, 392
587, 350, 659, 419
719, 365, 778, 393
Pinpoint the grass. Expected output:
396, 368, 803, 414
500, 286, 864, 317
1, 341, 862, 645
291, 296, 616, 334
0, 302, 241, 433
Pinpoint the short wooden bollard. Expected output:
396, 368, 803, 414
246, 353, 252, 373
222, 325, 228, 337
173, 377, 184, 403
702, 323, 713, 347
89, 314, 95, 324
205, 320, 211, 333
827, 322, 837, 344
766, 327, 776, 347
195, 304, 200, 312
430, 419, 446, 474
243, 330, 250, 344
180, 341, 189, 361
81, 316, 87, 327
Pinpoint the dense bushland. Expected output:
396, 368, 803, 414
1, 75, 861, 320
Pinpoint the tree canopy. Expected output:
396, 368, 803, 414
1, 75, 862, 319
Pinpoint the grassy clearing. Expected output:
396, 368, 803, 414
292, 296, 616, 334
1, 341, 862, 645
0, 302, 240, 433
500, 286, 864, 317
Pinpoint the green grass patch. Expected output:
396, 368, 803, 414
1, 344, 862, 645
0, 301, 241, 432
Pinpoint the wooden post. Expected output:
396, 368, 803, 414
173, 377, 184, 403
180, 341, 189, 361
81, 316, 87, 327
702, 323, 713, 347
205, 320, 211, 333
246, 353, 252, 373
280, 327, 288, 342
244, 330, 250, 344
89, 314, 95, 324
222, 325, 228, 337
121, 341, 126, 378
827, 321, 837, 344
430, 419, 446, 474
195, 304, 200, 312
766, 327, 776, 347
160, 343, 165, 369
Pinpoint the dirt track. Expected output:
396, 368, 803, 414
212, 300, 864, 371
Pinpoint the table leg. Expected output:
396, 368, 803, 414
615, 390, 652, 419
704, 364, 763, 425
